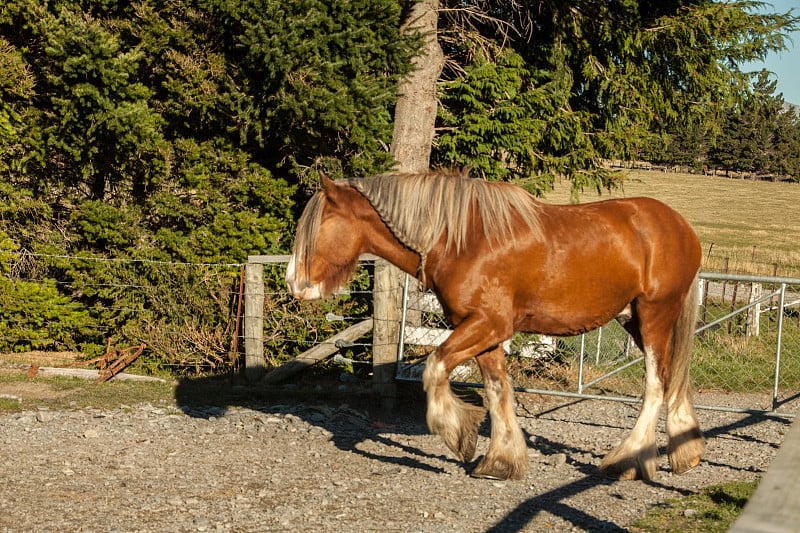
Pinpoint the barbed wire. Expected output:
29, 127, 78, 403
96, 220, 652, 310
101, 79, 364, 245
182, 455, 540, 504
11, 252, 246, 268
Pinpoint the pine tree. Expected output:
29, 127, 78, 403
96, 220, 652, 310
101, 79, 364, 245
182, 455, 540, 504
201, 0, 418, 186
709, 70, 800, 180
432, 0, 799, 193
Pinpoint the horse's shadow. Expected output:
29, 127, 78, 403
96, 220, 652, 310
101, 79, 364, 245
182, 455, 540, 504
486, 404, 792, 533
173, 374, 790, 532
171, 374, 627, 530
173, 373, 458, 474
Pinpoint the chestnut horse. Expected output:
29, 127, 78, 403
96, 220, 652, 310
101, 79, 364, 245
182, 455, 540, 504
286, 169, 704, 481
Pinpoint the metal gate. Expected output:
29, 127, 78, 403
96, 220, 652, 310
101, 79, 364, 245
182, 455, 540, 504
395, 272, 800, 417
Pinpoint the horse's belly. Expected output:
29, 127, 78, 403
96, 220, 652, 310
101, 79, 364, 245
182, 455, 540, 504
515, 295, 631, 336
517, 314, 611, 336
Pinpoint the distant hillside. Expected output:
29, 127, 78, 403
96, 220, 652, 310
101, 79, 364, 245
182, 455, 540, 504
783, 101, 799, 116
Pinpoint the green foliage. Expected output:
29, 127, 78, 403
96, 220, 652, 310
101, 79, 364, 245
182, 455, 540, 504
0, 233, 94, 353
145, 138, 294, 263
436, 48, 618, 196
435, 0, 800, 188
1, 0, 798, 371
0, 0, 412, 370
0, 36, 37, 181
708, 71, 800, 180
0, 37, 34, 141
38, 6, 167, 199
200, 0, 417, 184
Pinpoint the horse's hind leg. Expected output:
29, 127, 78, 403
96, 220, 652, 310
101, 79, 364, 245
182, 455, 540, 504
601, 306, 672, 480
665, 281, 705, 474
666, 383, 704, 474
471, 346, 528, 481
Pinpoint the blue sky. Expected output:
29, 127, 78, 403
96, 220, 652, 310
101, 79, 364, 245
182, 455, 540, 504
745, 0, 800, 104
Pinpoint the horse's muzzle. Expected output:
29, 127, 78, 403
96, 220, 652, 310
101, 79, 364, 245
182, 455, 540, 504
285, 255, 323, 300
288, 280, 322, 301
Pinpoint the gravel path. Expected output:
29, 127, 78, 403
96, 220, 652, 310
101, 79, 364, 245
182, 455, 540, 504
0, 386, 793, 533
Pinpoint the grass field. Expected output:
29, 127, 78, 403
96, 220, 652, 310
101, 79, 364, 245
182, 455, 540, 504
544, 171, 800, 277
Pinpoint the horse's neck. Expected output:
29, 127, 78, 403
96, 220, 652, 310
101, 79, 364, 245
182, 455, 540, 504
346, 186, 427, 283
370, 237, 421, 276
362, 215, 424, 281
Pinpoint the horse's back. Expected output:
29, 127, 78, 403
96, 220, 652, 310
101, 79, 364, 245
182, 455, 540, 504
463, 196, 700, 335
542, 196, 700, 262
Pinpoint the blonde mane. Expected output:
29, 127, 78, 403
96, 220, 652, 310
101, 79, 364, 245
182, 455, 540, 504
292, 169, 543, 281
345, 169, 543, 257
293, 191, 326, 279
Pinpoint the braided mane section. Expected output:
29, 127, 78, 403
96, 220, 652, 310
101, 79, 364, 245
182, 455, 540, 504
344, 169, 543, 257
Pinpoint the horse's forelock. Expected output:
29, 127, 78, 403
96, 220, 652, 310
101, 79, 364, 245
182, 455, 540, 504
293, 191, 326, 279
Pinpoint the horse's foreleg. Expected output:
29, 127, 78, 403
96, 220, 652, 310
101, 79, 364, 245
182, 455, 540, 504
600, 346, 662, 480
423, 314, 511, 464
422, 354, 485, 462
471, 346, 528, 480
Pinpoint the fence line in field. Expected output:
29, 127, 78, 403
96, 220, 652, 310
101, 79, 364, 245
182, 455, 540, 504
4, 252, 799, 417
388, 270, 800, 418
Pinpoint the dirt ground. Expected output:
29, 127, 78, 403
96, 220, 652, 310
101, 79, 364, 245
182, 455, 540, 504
0, 353, 794, 533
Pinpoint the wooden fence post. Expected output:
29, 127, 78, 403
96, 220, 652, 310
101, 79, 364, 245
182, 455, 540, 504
747, 282, 762, 337
244, 261, 265, 381
372, 259, 402, 410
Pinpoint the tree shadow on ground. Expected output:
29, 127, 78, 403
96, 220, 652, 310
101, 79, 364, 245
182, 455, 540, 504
174, 371, 463, 474
173, 372, 636, 530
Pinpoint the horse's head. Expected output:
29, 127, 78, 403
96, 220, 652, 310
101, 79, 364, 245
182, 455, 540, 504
286, 174, 365, 300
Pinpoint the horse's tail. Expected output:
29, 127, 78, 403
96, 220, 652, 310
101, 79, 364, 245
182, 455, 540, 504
666, 271, 699, 403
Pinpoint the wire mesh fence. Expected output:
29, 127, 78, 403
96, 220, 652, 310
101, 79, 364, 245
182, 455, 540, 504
255, 259, 376, 371
396, 273, 800, 416
4, 252, 800, 416
0, 253, 381, 376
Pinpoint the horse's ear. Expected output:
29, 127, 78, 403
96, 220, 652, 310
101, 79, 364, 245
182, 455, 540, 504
320, 172, 336, 190
320, 172, 345, 205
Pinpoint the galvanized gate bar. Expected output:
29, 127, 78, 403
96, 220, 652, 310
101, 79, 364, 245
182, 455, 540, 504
695, 288, 781, 335
774, 283, 787, 410
395, 271, 800, 417
701, 272, 800, 285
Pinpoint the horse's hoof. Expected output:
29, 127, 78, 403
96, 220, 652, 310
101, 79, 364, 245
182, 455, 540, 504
599, 464, 639, 480
470, 456, 526, 481
470, 460, 510, 481
470, 470, 508, 481
671, 455, 702, 475
458, 431, 478, 463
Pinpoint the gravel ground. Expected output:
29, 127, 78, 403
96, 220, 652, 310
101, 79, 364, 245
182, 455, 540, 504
0, 383, 793, 533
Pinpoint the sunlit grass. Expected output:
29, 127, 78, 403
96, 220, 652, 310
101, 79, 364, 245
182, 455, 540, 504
544, 170, 800, 277
629, 480, 758, 532
0, 371, 176, 412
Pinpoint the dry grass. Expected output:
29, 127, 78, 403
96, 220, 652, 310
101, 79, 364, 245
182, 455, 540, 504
544, 171, 800, 277
0, 351, 85, 367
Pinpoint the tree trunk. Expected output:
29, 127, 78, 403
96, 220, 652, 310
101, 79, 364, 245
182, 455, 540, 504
391, 0, 443, 172
372, 0, 442, 411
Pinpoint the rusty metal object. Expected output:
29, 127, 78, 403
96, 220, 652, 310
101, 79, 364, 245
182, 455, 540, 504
96, 340, 147, 383
70, 338, 147, 382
